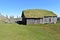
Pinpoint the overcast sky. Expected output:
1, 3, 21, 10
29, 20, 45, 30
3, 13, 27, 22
0, 0, 60, 17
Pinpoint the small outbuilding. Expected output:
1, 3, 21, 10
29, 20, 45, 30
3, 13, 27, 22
21, 9, 57, 24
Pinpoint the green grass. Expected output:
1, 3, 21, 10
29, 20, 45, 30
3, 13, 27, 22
23, 9, 57, 18
0, 23, 60, 40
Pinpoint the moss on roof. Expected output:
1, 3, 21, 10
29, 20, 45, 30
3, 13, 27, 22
23, 9, 57, 18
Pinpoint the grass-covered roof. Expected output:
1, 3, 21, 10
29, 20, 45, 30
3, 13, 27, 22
23, 9, 57, 18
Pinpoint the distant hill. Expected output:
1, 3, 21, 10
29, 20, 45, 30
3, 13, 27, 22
0, 14, 7, 22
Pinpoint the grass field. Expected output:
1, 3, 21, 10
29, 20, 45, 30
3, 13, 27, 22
0, 23, 60, 40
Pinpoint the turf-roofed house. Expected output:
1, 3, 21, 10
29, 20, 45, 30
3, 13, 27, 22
21, 9, 57, 24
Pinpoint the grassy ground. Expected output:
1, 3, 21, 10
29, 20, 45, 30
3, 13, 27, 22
0, 23, 60, 40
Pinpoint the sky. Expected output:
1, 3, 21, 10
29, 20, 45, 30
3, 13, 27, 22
0, 0, 60, 18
